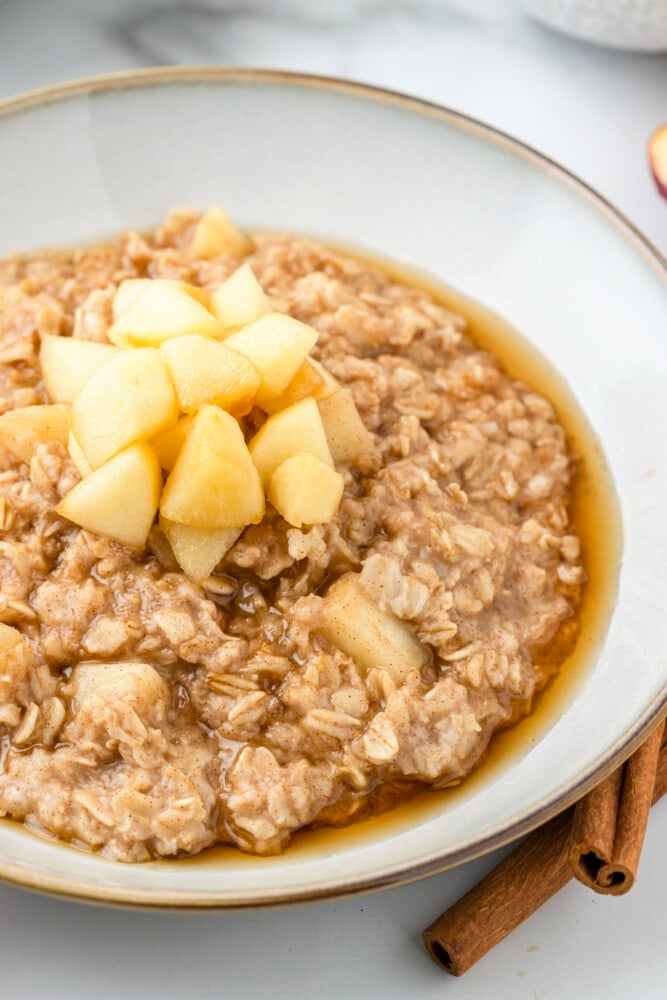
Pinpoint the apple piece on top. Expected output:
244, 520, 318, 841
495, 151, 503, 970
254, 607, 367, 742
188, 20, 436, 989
112, 278, 210, 320
225, 313, 318, 411
248, 396, 334, 486
160, 517, 241, 581
56, 441, 162, 549
67, 432, 92, 478
160, 334, 259, 416
39, 335, 120, 404
210, 263, 270, 331
260, 359, 328, 415
268, 453, 344, 528
150, 415, 194, 472
160, 405, 264, 529
107, 282, 223, 348
70, 347, 178, 469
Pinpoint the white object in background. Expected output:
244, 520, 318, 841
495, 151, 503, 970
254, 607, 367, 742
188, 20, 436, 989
523, 0, 667, 50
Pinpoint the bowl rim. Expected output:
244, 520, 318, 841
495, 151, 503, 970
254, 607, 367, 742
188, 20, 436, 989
0, 65, 665, 910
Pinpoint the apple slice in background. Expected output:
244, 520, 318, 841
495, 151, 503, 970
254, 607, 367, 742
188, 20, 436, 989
0, 404, 70, 463
191, 206, 253, 259
648, 124, 667, 199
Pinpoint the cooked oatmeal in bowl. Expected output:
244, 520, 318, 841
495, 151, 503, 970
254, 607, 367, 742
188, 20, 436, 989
0, 206, 584, 863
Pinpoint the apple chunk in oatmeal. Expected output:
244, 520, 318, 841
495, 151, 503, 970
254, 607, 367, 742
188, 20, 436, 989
0, 207, 583, 861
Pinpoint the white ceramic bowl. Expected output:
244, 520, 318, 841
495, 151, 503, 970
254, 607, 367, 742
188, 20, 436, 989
0, 69, 665, 908
523, 0, 667, 51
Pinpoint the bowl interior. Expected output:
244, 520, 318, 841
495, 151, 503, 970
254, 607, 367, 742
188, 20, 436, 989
0, 70, 665, 906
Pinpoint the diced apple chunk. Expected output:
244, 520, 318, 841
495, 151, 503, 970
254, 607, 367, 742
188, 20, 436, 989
0, 404, 70, 463
39, 335, 120, 404
261, 359, 328, 415
319, 573, 429, 684
160, 334, 259, 416
318, 388, 374, 464
70, 347, 178, 469
307, 358, 339, 399
225, 313, 318, 410
56, 441, 161, 549
248, 397, 334, 486
161, 517, 241, 581
71, 661, 165, 714
112, 278, 210, 319
107, 282, 223, 348
160, 405, 264, 529
268, 453, 343, 528
191, 206, 253, 259
113, 278, 150, 319
210, 263, 270, 331
68, 432, 92, 477
150, 415, 194, 472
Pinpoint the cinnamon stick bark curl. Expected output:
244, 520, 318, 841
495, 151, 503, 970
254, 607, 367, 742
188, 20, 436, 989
423, 727, 667, 976
422, 807, 574, 976
569, 720, 665, 894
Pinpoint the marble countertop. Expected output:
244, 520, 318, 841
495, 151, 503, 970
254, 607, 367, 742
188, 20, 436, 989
0, 2, 665, 998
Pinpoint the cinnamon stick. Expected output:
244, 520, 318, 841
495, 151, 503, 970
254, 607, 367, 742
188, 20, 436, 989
569, 719, 665, 894
422, 806, 574, 976
423, 729, 667, 976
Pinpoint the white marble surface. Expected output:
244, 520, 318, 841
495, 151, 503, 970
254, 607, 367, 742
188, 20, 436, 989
0, 1, 665, 997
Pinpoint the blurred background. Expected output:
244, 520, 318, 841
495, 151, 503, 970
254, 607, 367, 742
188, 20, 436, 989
1, 0, 666, 252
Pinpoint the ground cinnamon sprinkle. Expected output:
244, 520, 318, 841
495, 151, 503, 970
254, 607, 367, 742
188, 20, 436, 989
422, 717, 666, 976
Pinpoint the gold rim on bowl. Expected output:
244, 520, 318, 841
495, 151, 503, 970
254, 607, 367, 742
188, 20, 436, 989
0, 66, 665, 909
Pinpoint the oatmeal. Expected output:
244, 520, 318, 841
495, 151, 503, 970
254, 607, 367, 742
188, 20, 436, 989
0, 209, 583, 861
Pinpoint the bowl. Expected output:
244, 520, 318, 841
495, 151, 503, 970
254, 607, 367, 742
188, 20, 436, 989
0, 68, 665, 907
523, 0, 667, 51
